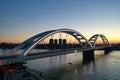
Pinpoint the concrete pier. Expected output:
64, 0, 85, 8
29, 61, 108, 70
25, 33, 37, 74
104, 47, 113, 54
83, 50, 94, 62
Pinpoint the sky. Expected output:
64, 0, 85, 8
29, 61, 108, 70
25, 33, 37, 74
0, 0, 120, 44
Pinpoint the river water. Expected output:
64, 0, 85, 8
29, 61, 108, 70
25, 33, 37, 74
26, 50, 120, 80
0, 49, 120, 80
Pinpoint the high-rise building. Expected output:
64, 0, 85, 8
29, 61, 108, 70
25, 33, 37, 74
59, 39, 62, 49
49, 39, 54, 49
54, 39, 58, 49
54, 39, 58, 45
63, 39, 66, 45
59, 39, 62, 45
49, 39, 53, 45
63, 39, 67, 49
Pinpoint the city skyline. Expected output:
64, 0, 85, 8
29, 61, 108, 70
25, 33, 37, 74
0, 0, 120, 44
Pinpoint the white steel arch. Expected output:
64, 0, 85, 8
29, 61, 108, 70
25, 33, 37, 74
86, 34, 111, 48
8, 28, 93, 57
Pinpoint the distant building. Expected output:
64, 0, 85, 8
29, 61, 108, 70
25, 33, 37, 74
49, 39, 54, 45
54, 39, 58, 45
63, 39, 66, 45
48, 39, 68, 49
63, 39, 67, 49
54, 39, 58, 49
49, 39, 54, 49
59, 39, 62, 49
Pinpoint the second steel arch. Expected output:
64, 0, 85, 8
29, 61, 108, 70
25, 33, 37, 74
86, 34, 111, 48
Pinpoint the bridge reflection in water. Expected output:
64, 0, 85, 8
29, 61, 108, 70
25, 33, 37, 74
25, 50, 120, 80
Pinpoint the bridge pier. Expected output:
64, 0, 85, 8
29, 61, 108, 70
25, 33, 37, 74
83, 50, 94, 62
104, 47, 113, 54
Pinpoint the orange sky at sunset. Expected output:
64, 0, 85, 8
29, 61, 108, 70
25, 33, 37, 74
0, 32, 120, 44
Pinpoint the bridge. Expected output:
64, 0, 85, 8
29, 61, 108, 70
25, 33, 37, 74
0, 28, 114, 66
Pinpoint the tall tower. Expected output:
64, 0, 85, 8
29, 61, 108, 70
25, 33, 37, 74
59, 39, 62, 49
63, 39, 66, 49
49, 39, 54, 49
54, 39, 58, 49
63, 39, 66, 45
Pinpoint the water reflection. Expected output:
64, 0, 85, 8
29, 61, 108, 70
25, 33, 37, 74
25, 51, 120, 80
26, 52, 83, 72
25, 50, 109, 80
1, 49, 120, 80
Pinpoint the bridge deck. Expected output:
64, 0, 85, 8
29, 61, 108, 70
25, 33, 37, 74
0, 46, 114, 66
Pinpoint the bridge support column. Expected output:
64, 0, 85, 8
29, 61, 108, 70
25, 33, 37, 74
83, 50, 94, 62
104, 47, 113, 54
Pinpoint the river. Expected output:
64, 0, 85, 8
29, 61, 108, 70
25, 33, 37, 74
26, 50, 120, 80
0, 49, 120, 80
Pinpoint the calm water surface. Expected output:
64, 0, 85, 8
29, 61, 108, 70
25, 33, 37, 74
25, 50, 120, 80
0, 49, 120, 80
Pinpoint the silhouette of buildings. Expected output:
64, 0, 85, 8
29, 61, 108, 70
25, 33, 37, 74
49, 39, 67, 49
